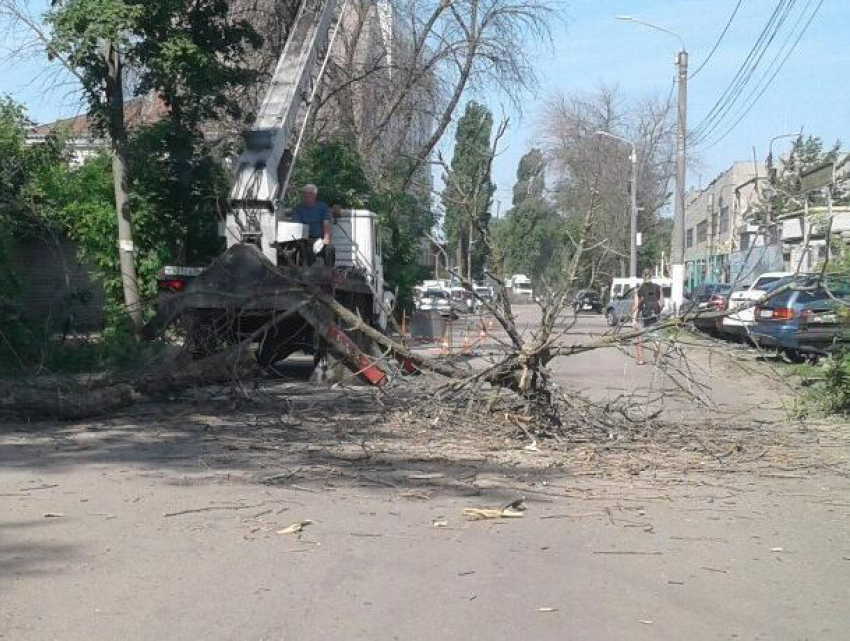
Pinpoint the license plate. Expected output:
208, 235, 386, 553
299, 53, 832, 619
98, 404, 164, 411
809, 313, 837, 324
583, 304, 592, 310
760, 309, 774, 318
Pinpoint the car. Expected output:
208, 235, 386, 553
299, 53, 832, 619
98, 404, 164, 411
722, 272, 794, 341
605, 280, 673, 326
751, 275, 850, 362
572, 289, 602, 314
683, 283, 732, 334
416, 289, 459, 318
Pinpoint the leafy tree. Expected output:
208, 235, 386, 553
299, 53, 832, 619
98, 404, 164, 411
493, 148, 566, 280
441, 101, 495, 280
291, 135, 373, 209
44, 0, 261, 328
768, 135, 849, 215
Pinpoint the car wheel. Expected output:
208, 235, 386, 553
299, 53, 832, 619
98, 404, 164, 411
783, 349, 807, 364
606, 310, 618, 326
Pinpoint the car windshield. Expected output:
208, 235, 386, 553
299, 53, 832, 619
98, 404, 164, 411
424, 290, 447, 300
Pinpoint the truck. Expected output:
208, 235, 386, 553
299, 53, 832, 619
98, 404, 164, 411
144, 0, 390, 385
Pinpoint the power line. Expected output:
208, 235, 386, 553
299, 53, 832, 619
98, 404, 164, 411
690, 0, 796, 144
697, 0, 825, 150
689, 0, 743, 79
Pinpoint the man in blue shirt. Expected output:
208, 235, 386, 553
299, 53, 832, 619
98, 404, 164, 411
290, 184, 335, 267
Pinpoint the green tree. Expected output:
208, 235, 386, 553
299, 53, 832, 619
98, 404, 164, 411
441, 101, 495, 280
44, 0, 261, 328
493, 148, 565, 280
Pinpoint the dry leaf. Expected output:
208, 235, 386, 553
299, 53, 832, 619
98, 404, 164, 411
537, 607, 558, 613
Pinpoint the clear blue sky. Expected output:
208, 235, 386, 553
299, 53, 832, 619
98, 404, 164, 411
2, 0, 847, 217
479, 0, 849, 215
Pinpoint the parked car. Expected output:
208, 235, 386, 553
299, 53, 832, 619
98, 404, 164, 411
572, 289, 602, 314
605, 288, 635, 326
417, 289, 460, 318
722, 272, 794, 341
683, 283, 732, 334
751, 275, 850, 361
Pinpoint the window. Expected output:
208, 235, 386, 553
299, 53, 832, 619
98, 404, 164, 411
696, 220, 708, 244
686, 228, 693, 248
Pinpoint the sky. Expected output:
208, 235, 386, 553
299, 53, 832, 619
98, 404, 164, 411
478, 0, 849, 216
1, 0, 848, 218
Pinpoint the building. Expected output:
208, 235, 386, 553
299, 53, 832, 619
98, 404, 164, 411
683, 162, 763, 288
25, 93, 168, 165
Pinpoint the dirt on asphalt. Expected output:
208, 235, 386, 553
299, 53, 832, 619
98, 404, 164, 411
2, 312, 849, 640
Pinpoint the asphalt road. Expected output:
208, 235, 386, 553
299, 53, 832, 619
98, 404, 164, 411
2, 307, 848, 640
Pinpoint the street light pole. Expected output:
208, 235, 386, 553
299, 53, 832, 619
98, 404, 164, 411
615, 15, 687, 307
596, 130, 638, 277
672, 49, 688, 308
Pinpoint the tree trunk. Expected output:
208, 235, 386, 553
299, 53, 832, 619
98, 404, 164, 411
102, 41, 142, 330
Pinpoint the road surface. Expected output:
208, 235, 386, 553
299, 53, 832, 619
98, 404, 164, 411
2, 310, 848, 640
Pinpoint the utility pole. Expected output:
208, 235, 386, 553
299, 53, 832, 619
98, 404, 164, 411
670, 49, 688, 308
101, 39, 142, 330
614, 16, 687, 305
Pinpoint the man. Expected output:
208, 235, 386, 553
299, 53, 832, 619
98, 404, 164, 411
632, 268, 663, 365
290, 184, 335, 267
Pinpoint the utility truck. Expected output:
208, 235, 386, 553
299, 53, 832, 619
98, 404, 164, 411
144, 0, 389, 384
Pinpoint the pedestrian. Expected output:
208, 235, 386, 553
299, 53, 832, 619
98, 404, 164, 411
632, 268, 664, 365
290, 184, 335, 267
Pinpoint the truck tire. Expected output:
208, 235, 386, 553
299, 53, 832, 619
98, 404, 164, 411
255, 318, 317, 377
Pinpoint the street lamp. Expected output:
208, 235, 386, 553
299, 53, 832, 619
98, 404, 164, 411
615, 14, 688, 309
596, 130, 638, 278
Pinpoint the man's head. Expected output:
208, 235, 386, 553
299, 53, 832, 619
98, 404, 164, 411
301, 183, 318, 206
643, 268, 653, 281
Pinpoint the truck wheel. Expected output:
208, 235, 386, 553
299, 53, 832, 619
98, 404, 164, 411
255, 321, 317, 378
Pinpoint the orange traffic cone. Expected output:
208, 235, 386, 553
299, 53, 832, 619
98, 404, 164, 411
461, 333, 472, 354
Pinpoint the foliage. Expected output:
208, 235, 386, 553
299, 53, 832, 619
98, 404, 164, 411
46, 0, 261, 135
766, 135, 849, 216
797, 351, 850, 417
290, 135, 373, 209
441, 101, 495, 279
493, 148, 567, 280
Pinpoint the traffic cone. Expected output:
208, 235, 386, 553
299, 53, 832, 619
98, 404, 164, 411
461, 333, 472, 354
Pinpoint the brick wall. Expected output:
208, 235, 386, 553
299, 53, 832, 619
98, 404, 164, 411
9, 236, 105, 332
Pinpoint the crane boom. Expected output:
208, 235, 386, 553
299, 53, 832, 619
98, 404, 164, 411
226, 0, 339, 263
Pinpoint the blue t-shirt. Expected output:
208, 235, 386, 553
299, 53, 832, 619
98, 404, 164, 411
291, 201, 330, 238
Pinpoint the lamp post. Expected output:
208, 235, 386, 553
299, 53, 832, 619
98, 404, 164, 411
615, 15, 687, 308
596, 130, 638, 277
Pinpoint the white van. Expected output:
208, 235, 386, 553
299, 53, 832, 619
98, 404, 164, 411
609, 277, 674, 314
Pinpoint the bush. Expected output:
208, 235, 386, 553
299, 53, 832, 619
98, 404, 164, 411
797, 351, 850, 416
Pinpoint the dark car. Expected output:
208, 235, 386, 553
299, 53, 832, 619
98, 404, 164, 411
751, 275, 850, 362
573, 289, 602, 314
683, 283, 732, 334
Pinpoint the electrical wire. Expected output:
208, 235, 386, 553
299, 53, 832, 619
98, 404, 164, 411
690, 0, 796, 144
696, 0, 824, 150
689, 0, 743, 79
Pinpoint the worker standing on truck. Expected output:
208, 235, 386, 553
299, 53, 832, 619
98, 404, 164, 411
632, 268, 663, 365
291, 184, 335, 267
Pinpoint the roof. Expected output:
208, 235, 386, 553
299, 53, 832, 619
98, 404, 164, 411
28, 94, 168, 137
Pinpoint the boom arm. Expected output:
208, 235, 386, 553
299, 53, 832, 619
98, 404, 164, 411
226, 0, 339, 262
